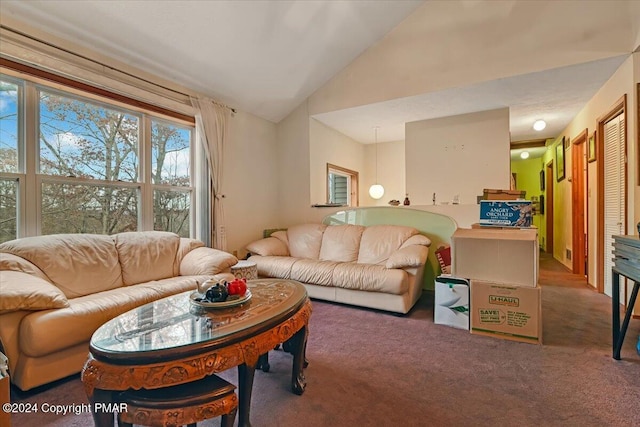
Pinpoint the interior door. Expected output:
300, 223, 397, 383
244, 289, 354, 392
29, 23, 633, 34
546, 161, 554, 253
571, 130, 587, 275
603, 113, 626, 297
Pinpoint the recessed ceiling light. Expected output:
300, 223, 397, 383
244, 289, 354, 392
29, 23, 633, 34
533, 120, 546, 131
520, 151, 530, 159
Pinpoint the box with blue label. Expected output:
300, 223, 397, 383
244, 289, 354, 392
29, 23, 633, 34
479, 200, 532, 227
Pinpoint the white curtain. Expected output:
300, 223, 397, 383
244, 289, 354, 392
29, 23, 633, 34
190, 96, 230, 250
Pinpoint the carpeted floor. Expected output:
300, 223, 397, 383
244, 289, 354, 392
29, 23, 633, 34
9, 253, 640, 427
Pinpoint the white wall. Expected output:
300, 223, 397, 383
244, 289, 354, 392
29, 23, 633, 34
309, 119, 365, 206
224, 111, 280, 258
364, 140, 406, 207
275, 102, 347, 228
307, 2, 639, 116
405, 108, 511, 206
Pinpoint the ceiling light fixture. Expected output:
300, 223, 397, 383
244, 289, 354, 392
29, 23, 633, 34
533, 119, 546, 131
368, 127, 384, 200
520, 151, 530, 159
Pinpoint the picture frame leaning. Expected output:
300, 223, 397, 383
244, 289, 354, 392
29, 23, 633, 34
588, 131, 596, 163
556, 137, 565, 182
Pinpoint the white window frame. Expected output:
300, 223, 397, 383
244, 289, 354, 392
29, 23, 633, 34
0, 70, 200, 241
326, 163, 359, 207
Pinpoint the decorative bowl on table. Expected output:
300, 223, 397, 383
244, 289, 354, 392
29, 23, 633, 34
190, 290, 252, 309
191, 278, 251, 309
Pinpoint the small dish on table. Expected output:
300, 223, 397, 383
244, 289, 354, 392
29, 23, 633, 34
190, 290, 252, 309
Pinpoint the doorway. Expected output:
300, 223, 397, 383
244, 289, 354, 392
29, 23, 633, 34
545, 161, 554, 254
571, 129, 587, 276
596, 95, 627, 295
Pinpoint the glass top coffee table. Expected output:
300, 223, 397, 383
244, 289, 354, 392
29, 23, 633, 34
81, 279, 311, 427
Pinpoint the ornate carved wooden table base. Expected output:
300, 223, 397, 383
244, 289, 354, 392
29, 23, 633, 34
117, 373, 238, 427
82, 285, 311, 427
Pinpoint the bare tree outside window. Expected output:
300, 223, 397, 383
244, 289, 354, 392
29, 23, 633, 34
0, 80, 20, 242
0, 76, 195, 242
151, 121, 191, 237
39, 91, 140, 234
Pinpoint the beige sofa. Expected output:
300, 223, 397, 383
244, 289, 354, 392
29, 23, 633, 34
246, 224, 431, 314
0, 231, 237, 391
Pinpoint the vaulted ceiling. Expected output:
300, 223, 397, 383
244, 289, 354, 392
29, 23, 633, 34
1, 0, 639, 147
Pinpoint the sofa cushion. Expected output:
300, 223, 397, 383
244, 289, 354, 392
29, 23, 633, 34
250, 255, 299, 279
246, 236, 289, 256
319, 224, 365, 262
0, 253, 50, 281
287, 224, 326, 259
114, 231, 180, 286
174, 238, 206, 275
386, 245, 430, 269
180, 247, 238, 276
271, 230, 289, 247
332, 263, 408, 295
0, 234, 123, 298
19, 275, 206, 357
0, 271, 69, 314
357, 225, 419, 265
290, 259, 340, 286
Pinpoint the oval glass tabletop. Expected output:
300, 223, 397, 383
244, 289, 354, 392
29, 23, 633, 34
89, 279, 307, 361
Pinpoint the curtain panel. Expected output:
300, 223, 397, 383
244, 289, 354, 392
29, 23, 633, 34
191, 97, 230, 250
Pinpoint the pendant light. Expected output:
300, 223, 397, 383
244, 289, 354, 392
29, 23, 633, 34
369, 126, 385, 200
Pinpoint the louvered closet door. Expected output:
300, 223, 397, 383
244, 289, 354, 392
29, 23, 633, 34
603, 114, 625, 297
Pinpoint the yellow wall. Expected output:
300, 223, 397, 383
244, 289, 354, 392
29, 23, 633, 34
511, 156, 546, 246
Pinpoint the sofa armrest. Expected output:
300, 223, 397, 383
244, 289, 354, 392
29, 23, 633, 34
246, 236, 289, 256
386, 245, 430, 269
0, 270, 69, 314
399, 234, 431, 249
180, 247, 238, 276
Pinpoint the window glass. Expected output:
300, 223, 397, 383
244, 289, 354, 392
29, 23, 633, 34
0, 79, 19, 173
39, 90, 139, 181
41, 182, 138, 235
151, 121, 191, 186
0, 178, 17, 242
328, 173, 349, 205
153, 189, 190, 237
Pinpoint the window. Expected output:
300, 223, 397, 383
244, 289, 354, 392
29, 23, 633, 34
327, 163, 358, 206
0, 72, 197, 242
0, 77, 21, 242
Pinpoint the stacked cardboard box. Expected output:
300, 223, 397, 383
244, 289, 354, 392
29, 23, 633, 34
480, 188, 533, 228
482, 188, 526, 200
451, 227, 542, 344
434, 275, 470, 330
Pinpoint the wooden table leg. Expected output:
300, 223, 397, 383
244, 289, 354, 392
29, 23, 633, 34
237, 363, 256, 427
289, 325, 308, 395
88, 388, 115, 427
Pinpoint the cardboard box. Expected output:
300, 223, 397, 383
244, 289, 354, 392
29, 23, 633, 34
470, 280, 542, 344
479, 200, 533, 227
434, 275, 470, 330
471, 223, 537, 230
483, 189, 526, 200
451, 227, 539, 287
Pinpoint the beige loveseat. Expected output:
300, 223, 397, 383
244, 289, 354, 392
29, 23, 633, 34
0, 231, 237, 391
246, 224, 431, 314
